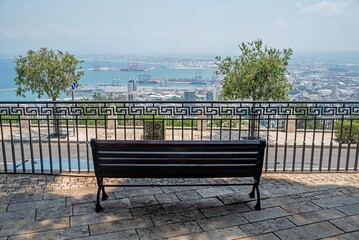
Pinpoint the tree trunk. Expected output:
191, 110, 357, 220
249, 101, 258, 139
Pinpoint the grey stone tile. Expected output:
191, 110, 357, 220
241, 207, 289, 223
151, 210, 205, 226
167, 226, 247, 240
114, 187, 163, 199
200, 203, 251, 218
130, 195, 158, 207
238, 233, 280, 240
0, 217, 70, 237
197, 213, 249, 231
312, 196, 359, 208
73, 198, 132, 215
0, 204, 7, 212
89, 217, 153, 235
154, 192, 180, 204
274, 221, 343, 240
71, 208, 132, 227
217, 192, 252, 205
8, 226, 89, 240
175, 190, 202, 201
0, 209, 35, 224
130, 205, 166, 217
137, 221, 202, 240
336, 203, 359, 216
280, 201, 322, 214
7, 198, 66, 212
330, 215, 359, 232
8, 192, 43, 204
322, 231, 359, 240
44, 187, 96, 200
259, 196, 298, 208
163, 198, 223, 213
36, 205, 72, 220
196, 186, 234, 198
76, 230, 139, 240
240, 217, 295, 236
287, 208, 346, 226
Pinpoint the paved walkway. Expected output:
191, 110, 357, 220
0, 173, 358, 239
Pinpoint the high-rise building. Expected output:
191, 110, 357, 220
331, 86, 339, 100
184, 91, 196, 101
127, 78, 137, 93
206, 90, 214, 101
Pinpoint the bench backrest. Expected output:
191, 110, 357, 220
91, 139, 266, 178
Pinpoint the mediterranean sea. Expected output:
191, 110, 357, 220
0, 57, 215, 101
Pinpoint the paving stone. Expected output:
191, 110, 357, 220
200, 202, 251, 218
44, 187, 96, 200
130, 205, 166, 217
8, 192, 43, 204
336, 203, 359, 216
238, 233, 280, 240
154, 192, 180, 204
78, 230, 139, 240
114, 187, 163, 199
137, 221, 202, 240
167, 226, 247, 240
7, 198, 66, 212
7, 226, 89, 240
217, 192, 253, 205
312, 195, 359, 208
274, 221, 343, 240
175, 190, 202, 201
161, 186, 205, 193
130, 195, 158, 207
72, 198, 132, 215
71, 208, 132, 227
197, 213, 249, 231
0, 209, 35, 224
151, 210, 205, 226
0, 204, 7, 212
280, 201, 322, 214
259, 196, 299, 209
36, 205, 72, 220
163, 197, 223, 213
196, 186, 234, 198
0, 217, 70, 237
241, 207, 289, 223
287, 208, 346, 226
89, 217, 153, 235
239, 217, 295, 236
322, 231, 359, 240
330, 215, 359, 232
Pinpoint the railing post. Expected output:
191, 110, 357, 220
286, 114, 296, 133
107, 104, 116, 130
20, 104, 30, 129
197, 113, 207, 131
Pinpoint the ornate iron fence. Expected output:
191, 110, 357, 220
0, 101, 358, 174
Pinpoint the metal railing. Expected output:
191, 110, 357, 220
0, 101, 358, 174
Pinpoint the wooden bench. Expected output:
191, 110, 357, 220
90, 139, 266, 212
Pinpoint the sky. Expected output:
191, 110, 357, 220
0, 0, 359, 56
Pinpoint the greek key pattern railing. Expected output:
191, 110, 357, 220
0, 101, 358, 174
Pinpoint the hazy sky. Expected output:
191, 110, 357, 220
1, 0, 359, 56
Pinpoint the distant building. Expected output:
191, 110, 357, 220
184, 91, 196, 101
127, 78, 137, 93
331, 86, 339, 100
206, 90, 214, 101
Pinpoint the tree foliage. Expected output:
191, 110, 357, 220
216, 39, 293, 101
14, 48, 84, 101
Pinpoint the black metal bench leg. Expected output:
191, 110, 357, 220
254, 184, 261, 210
95, 187, 104, 212
249, 184, 256, 198
102, 186, 108, 200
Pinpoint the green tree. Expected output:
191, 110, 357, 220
14, 48, 83, 100
14, 48, 84, 136
215, 39, 293, 138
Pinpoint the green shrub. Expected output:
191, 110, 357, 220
143, 119, 165, 140
335, 119, 359, 143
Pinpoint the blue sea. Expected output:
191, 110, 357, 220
0, 57, 216, 101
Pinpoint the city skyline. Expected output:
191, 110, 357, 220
1, 0, 359, 56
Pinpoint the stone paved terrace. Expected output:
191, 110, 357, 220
0, 173, 358, 239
